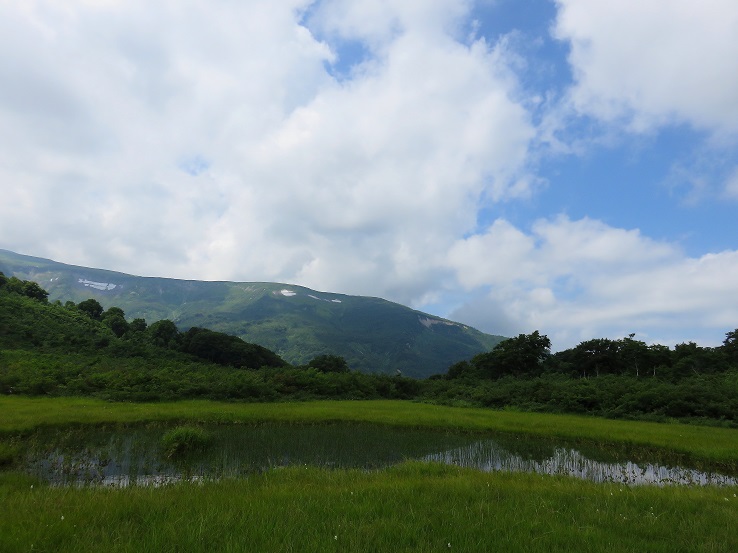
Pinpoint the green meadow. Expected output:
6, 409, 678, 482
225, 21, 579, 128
1, 463, 737, 553
1, 397, 737, 552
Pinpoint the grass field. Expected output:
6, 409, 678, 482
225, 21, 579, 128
1, 396, 737, 552
1, 463, 737, 552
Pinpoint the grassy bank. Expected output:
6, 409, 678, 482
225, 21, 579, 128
2, 396, 738, 469
1, 463, 737, 553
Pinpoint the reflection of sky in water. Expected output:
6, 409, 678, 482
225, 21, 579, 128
22, 425, 738, 488
425, 441, 738, 487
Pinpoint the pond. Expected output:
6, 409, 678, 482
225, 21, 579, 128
18, 423, 738, 488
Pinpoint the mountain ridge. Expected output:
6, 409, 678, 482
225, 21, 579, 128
0, 249, 504, 377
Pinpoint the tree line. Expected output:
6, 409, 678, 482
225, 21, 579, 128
444, 329, 738, 382
0, 273, 420, 401
1, 273, 737, 425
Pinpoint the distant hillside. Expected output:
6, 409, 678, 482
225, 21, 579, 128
0, 249, 505, 377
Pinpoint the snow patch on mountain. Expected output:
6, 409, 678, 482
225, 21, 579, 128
419, 316, 459, 329
308, 294, 342, 304
78, 278, 117, 291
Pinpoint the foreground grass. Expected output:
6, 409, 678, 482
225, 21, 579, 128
2, 396, 738, 469
1, 463, 736, 553
2, 396, 738, 551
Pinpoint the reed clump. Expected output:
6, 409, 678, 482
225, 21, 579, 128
160, 426, 212, 459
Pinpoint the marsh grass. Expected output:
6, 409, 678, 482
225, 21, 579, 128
160, 426, 211, 459
0, 463, 736, 552
2, 396, 737, 470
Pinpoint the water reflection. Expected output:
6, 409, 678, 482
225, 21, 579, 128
425, 440, 738, 486
19, 423, 738, 488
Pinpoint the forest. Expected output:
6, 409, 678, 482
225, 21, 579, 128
1, 271, 737, 426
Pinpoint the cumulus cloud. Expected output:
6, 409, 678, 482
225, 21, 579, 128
447, 215, 738, 349
553, 0, 738, 136
0, 0, 535, 302
2, 0, 737, 353
0, 0, 338, 271
448, 216, 677, 289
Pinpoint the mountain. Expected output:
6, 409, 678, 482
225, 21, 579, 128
0, 249, 504, 377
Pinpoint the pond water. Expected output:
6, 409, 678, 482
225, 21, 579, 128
19, 423, 738, 488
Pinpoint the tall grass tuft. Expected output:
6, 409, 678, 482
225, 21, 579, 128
160, 426, 211, 459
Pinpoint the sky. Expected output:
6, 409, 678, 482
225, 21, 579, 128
1, 0, 737, 351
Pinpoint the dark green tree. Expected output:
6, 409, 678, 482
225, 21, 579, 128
619, 334, 649, 377
672, 341, 729, 378
446, 359, 478, 379
129, 318, 147, 332
722, 329, 738, 364
77, 298, 104, 320
147, 319, 181, 348
180, 327, 287, 368
471, 331, 551, 379
103, 306, 125, 320
4, 276, 25, 295
646, 344, 673, 377
0, 276, 49, 302
104, 314, 129, 338
567, 338, 622, 377
101, 306, 128, 337
308, 354, 350, 373
21, 281, 49, 302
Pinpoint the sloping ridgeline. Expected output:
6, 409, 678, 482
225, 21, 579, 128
0, 249, 504, 378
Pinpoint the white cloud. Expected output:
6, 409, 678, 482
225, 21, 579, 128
447, 216, 738, 349
448, 219, 537, 289
2, 0, 736, 354
448, 216, 678, 290
0, 0, 534, 301
553, 0, 738, 136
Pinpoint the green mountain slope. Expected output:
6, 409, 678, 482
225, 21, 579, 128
0, 249, 504, 377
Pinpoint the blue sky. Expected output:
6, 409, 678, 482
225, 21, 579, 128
1, 0, 737, 350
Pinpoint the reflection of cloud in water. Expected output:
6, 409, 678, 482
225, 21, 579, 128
425, 441, 738, 487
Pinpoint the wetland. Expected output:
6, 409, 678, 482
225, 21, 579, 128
18, 422, 738, 487
2, 398, 738, 553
